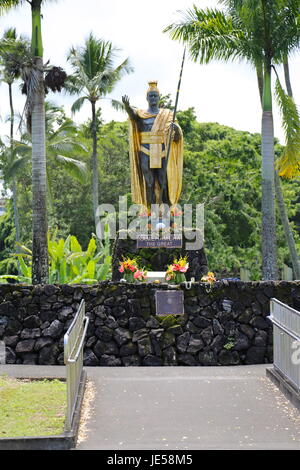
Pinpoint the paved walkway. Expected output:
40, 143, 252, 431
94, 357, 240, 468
1, 364, 300, 450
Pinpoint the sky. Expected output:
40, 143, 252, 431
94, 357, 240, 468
0, 0, 300, 144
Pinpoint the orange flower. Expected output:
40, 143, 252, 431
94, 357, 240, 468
201, 271, 216, 283
119, 257, 138, 273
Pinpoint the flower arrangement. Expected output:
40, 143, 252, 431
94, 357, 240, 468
133, 269, 148, 281
201, 271, 216, 283
201, 271, 216, 292
119, 257, 147, 282
139, 209, 151, 218
170, 206, 183, 217
165, 256, 189, 284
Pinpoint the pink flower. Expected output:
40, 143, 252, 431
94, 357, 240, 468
129, 265, 137, 272
172, 264, 181, 272
134, 269, 147, 281
179, 266, 187, 273
119, 265, 124, 273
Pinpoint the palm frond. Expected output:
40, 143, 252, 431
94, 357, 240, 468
53, 154, 88, 183
47, 138, 88, 155
0, 36, 14, 55
0, 0, 23, 14
63, 74, 84, 95
109, 98, 126, 112
20, 64, 41, 133
2, 27, 16, 39
164, 7, 247, 64
275, 77, 300, 178
71, 95, 89, 114
12, 140, 31, 155
49, 120, 78, 139
6, 154, 29, 179
112, 57, 134, 80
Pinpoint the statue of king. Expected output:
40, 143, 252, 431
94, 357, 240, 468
122, 81, 183, 210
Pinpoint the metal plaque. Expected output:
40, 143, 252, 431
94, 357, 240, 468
137, 233, 182, 249
155, 290, 184, 316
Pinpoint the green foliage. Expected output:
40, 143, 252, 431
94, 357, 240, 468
0, 27, 30, 84
224, 337, 235, 350
157, 315, 184, 329
0, 203, 18, 275
98, 120, 130, 205
2, 230, 112, 284
176, 110, 300, 279
47, 232, 111, 284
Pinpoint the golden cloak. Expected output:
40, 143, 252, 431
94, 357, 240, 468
128, 108, 183, 208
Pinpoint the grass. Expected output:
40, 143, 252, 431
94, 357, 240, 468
0, 375, 66, 438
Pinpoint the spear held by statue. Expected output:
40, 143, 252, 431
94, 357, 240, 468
159, 47, 186, 207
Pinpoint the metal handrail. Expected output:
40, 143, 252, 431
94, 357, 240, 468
268, 316, 300, 343
268, 298, 300, 392
64, 299, 89, 432
64, 299, 87, 363
270, 297, 300, 318
67, 317, 89, 364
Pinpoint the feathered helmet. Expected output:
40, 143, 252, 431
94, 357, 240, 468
147, 80, 160, 96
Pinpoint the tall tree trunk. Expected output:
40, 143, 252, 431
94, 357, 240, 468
257, 62, 300, 279
274, 173, 300, 279
8, 83, 21, 250
261, 61, 278, 279
91, 100, 99, 232
31, 56, 48, 284
31, 1, 48, 284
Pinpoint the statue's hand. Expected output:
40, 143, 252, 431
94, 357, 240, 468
122, 95, 130, 109
122, 95, 137, 121
171, 122, 181, 142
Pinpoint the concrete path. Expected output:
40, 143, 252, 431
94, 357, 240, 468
1, 364, 300, 450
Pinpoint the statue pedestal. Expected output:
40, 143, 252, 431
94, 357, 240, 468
112, 228, 208, 281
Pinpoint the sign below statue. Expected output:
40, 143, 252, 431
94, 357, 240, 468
155, 290, 184, 316
137, 233, 182, 249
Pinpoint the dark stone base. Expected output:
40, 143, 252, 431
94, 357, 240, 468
112, 229, 208, 281
2, 280, 300, 366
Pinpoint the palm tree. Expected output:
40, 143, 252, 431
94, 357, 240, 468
11, 103, 87, 182
0, 28, 30, 253
164, 0, 300, 280
0, 0, 59, 284
6, 103, 88, 198
66, 33, 133, 232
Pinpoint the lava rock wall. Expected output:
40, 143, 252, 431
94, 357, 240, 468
0, 281, 299, 366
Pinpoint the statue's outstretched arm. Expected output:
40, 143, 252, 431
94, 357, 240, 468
122, 95, 137, 121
